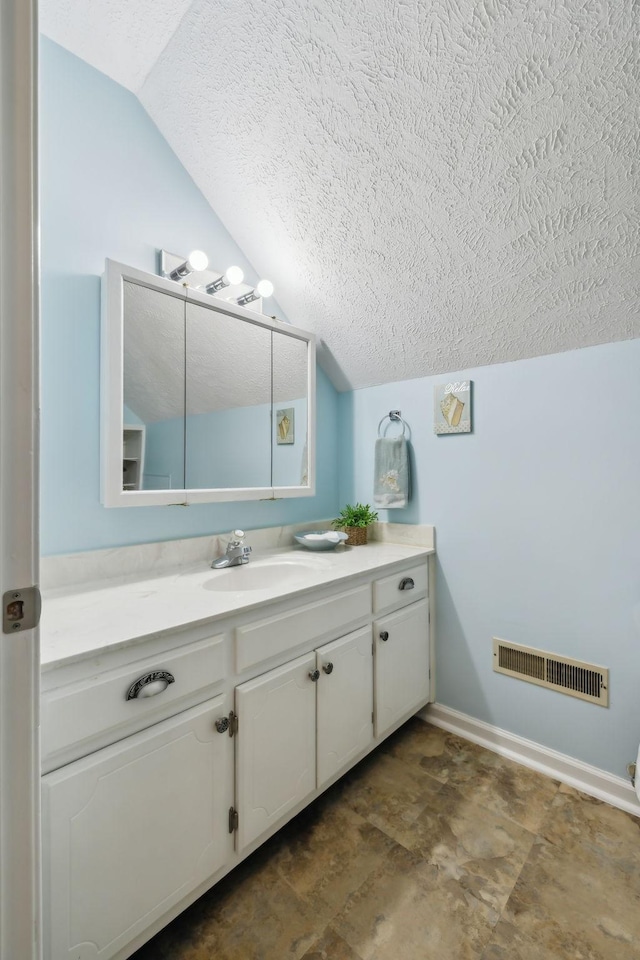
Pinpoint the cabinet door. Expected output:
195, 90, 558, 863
42, 697, 233, 960
316, 627, 373, 788
374, 600, 430, 738
236, 652, 316, 851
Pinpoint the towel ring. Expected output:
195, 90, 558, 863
378, 411, 407, 438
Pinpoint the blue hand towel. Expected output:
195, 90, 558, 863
373, 437, 410, 508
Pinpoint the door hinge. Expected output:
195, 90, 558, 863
3, 585, 41, 634
216, 710, 239, 736
229, 710, 239, 737
228, 807, 239, 833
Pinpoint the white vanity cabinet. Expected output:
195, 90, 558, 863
374, 600, 430, 737
235, 625, 374, 850
41, 696, 234, 960
235, 652, 317, 850
41, 545, 434, 960
316, 626, 374, 787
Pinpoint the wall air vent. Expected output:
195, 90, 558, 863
493, 638, 609, 707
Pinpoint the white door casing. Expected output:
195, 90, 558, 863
0, 1, 40, 958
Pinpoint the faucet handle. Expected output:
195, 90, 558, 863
225, 530, 250, 556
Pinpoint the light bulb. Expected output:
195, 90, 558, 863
187, 250, 209, 272
225, 265, 244, 285
256, 279, 274, 298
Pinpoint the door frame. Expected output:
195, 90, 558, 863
0, 0, 41, 957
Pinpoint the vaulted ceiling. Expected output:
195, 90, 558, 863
41, 0, 640, 391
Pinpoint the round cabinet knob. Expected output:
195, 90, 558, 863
215, 717, 230, 734
309, 669, 320, 682
399, 577, 415, 591
322, 662, 334, 675
126, 670, 175, 700
379, 631, 389, 642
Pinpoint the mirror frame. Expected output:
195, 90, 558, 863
101, 259, 316, 507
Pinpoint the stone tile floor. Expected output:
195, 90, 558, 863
132, 718, 640, 959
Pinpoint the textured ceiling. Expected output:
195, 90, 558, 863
123, 281, 308, 423
43, 0, 640, 391
39, 0, 193, 92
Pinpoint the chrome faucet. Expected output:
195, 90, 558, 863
211, 530, 252, 569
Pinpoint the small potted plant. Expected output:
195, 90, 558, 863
332, 503, 378, 546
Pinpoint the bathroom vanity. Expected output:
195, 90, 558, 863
40, 538, 434, 960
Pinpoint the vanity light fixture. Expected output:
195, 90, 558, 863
237, 279, 274, 306
205, 265, 245, 294
168, 250, 209, 281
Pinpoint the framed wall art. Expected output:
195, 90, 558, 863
276, 407, 295, 444
434, 380, 472, 434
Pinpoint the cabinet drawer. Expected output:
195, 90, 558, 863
235, 584, 371, 672
42, 634, 226, 767
373, 563, 428, 614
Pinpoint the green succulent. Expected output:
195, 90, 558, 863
332, 503, 379, 529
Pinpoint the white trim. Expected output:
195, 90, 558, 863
420, 703, 640, 819
303, 332, 316, 496
0, 0, 41, 957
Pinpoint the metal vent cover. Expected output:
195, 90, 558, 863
493, 638, 609, 707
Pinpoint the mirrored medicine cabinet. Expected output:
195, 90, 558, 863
101, 260, 316, 507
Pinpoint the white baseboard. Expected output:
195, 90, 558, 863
419, 702, 640, 819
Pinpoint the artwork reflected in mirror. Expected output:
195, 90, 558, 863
272, 334, 308, 487
276, 408, 294, 444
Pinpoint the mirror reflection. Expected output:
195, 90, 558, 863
123, 280, 185, 491
121, 277, 310, 495
272, 334, 309, 487
185, 300, 272, 489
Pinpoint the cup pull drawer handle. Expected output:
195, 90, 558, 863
399, 577, 415, 590
126, 670, 175, 701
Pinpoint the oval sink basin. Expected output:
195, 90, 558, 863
203, 559, 323, 592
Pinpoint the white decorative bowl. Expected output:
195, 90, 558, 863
294, 530, 348, 551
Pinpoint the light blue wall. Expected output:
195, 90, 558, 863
339, 339, 640, 778
143, 395, 307, 489
123, 406, 143, 426
40, 38, 339, 554
141, 395, 307, 489
185, 404, 271, 489
185, 397, 306, 489
144, 417, 184, 490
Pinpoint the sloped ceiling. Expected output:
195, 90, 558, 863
123, 280, 308, 422
41, 0, 640, 391
40, 0, 193, 92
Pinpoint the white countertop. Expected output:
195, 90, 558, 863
41, 542, 434, 670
